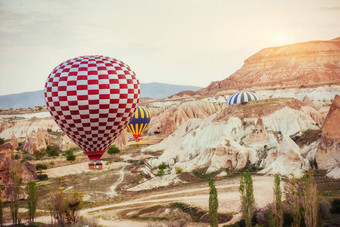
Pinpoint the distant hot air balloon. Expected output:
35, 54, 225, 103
126, 106, 151, 140
44, 55, 140, 168
226, 91, 259, 106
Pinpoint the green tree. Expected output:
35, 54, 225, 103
239, 171, 255, 227
272, 174, 283, 227
66, 152, 76, 161
301, 171, 318, 227
0, 186, 3, 227
0, 138, 4, 145
157, 163, 167, 176
209, 178, 218, 227
107, 145, 120, 155
10, 162, 22, 225
285, 175, 301, 227
27, 181, 38, 224
65, 190, 83, 224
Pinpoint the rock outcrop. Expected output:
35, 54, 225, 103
201, 37, 340, 94
147, 100, 222, 137
114, 128, 128, 149
23, 128, 49, 154
144, 98, 321, 176
316, 95, 340, 178
0, 144, 37, 202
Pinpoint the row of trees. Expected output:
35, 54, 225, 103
0, 162, 38, 226
0, 161, 82, 226
208, 171, 319, 227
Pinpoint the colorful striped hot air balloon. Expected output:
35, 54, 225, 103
226, 91, 259, 106
127, 106, 151, 140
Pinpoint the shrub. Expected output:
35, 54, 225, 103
35, 164, 47, 170
46, 146, 61, 157
319, 198, 331, 219
37, 174, 48, 181
49, 161, 55, 168
107, 145, 120, 155
33, 149, 46, 160
66, 152, 76, 161
331, 198, 340, 213
175, 166, 183, 174
14, 154, 20, 160
0, 138, 4, 145
22, 153, 35, 161
156, 163, 167, 176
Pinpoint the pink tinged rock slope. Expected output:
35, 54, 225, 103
316, 95, 340, 178
201, 37, 340, 94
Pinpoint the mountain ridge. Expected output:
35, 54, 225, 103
0, 82, 201, 109
200, 37, 340, 94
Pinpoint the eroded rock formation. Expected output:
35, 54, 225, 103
201, 37, 340, 94
147, 100, 222, 137
0, 144, 37, 202
316, 95, 340, 178
144, 98, 322, 176
23, 128, 49, 154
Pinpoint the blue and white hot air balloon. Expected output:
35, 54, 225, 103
226, 91, 260, 106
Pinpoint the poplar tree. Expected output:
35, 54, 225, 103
209, 178, 218, 227
239, 171, 254, 227
301, 171, 318, 227
0, 187, 3, 227
27, 181, 38, 224
273, 174, 283, 227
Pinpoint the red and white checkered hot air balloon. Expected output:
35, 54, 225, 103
44, 56, 140, 167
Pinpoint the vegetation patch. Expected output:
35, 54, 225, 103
291, 129, 322, 147
171, 202, 232, 223
193, 168, 221, 180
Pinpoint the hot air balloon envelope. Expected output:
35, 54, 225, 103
127, 106, 151, 140
44, 55, 140, 161
226, 91, 259, 106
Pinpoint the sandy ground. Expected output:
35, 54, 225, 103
43, 161, 128, 178
33, 175, 275, 226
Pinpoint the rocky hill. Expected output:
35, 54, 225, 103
200, 37, 340, 94
143, 98, 326, 177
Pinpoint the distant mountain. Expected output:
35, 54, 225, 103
200, 37, 340, 94
0, 82, 201, 109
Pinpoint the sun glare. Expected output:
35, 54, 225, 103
273, 33, 295, 45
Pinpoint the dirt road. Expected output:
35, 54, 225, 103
34, 175, 275, 226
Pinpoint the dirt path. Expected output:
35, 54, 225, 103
107, 167, 125, 197
43, 161, 128, 178
31, 175, 276, 226
34, 175, 275, 226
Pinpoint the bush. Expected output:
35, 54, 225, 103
35, 164, 47, 170
66, 152, 76, 161
0, 138, 4, 145
107, 145, 120, 155
319, 198, 331, 219
46, 146, 61, 157
331, 198, 340, 213
33, 149, 46, 160
14, 154, 20, 160
37, 174, 48, 181
175, 166, 183, 174
22, 153, 35, 161
49, 161, 55, 168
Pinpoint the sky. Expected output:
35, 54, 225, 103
0, 0, 339, 95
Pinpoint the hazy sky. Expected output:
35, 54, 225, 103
0, 0, 339, 95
